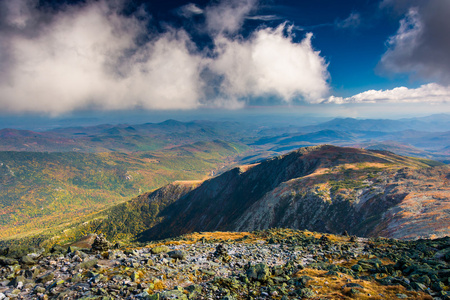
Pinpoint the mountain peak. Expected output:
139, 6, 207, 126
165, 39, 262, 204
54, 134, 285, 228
158, 119, 185, 126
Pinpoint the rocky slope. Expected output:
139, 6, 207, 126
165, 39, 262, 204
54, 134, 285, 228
1, 229, 449, 299
133, 145, 449, 241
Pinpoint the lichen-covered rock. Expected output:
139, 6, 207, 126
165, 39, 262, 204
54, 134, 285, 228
159, 288, 187, 300
8, 275, 26, 288
168, 250, 186, 261
0, 256, 18, 266
212, 244, 231, 263
50, 245, 66, 254
185, 284, 202, 299
151, 245, 170, 254
21, 255, 36, 265
298, 288, 315, 298
78, 258, 98, 269
246, 263, 270, 282
37, 272, 54, 283
351, 264, 363, 272
213, 244, 227, 257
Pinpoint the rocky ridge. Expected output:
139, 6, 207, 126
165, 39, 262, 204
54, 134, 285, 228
1, 229, 450, 299
135, 145, 449, 241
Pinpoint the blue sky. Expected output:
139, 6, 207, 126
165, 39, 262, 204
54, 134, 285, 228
0, 0, 449, 121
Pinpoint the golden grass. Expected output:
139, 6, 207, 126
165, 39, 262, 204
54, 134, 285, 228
186, 231, 255, 241
238, 163, 260, 173
294, 268, 432, 300
172, 180, 204, 185
145, 231, 257, 248
153, 280, 166, 290
301, 231, 349, 243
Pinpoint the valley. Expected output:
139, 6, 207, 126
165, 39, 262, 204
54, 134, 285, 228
0, 140, 247, 240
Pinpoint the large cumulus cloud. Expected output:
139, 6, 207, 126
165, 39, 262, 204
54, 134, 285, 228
0, 0, 330, 114
0, 1, 205, 114
210, 25, 329, 103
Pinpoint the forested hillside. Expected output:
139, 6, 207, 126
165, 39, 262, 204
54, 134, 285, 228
0, 140, 247, 239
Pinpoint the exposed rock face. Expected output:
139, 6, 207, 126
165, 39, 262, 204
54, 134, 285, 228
136, 145, 449, 241
235, 165, 450, 240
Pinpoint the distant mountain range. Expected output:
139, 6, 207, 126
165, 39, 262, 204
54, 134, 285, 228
298, 114, 450, 132
0, 114, 449, 162
250, 114, 450, 163
0, 120, 257, 152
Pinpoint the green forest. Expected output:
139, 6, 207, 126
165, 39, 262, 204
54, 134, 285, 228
0, 140, 248, 240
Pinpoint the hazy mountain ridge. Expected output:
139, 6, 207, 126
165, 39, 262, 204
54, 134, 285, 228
252, 129, 450, 163
0, 115, 449, 163
252, 114, 450, 161
299, 114, 450, 133
0, 120, 258, 153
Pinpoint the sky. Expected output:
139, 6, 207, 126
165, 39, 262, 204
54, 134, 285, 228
0, 0, 450, 124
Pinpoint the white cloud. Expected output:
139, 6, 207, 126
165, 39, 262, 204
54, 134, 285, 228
210, 24, 330, 103
336, 12, 361, 29
177, 3, 204, 18
3, 0, 33, 29
380, 8, 422, 75
0, 1, 205, 114
246, 15, 281, 21
124, 30, 205, 110
205, 0, 257, 35
1, 1, 140, 114
0, 0, 331, 114
326, 83, 450, 104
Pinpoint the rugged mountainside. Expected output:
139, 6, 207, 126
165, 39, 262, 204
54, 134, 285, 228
3, 145, 448, 249
130, 145, 449, 241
